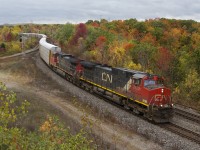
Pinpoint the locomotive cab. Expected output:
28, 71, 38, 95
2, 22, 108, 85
129, 74, 174, 123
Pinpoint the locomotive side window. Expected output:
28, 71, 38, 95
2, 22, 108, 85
134, 79, 141, 86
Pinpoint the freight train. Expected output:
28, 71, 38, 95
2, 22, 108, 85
20, 33, 174, 123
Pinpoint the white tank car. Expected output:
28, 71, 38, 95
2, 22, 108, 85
39, 37, 61, 65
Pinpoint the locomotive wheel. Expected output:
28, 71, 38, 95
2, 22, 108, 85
144, 111, 153, 121
89, 87, 93, 93
122, 100, 130, 110
132, 108, 140, 115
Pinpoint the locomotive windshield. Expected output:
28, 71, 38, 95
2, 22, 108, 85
144, 80, 156, 86
144, 77, 165, 89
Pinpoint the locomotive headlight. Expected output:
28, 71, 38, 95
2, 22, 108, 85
161, 88, 164, 93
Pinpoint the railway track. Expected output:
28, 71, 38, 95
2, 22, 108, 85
94, 93, 200, 144
160, 123, 200, 144
88, 92, 200, 145
174, 107, 200, 123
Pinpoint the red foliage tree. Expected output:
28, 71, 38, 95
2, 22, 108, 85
6, 32, 12, 42
141, 33, 156, 45
156, 47, 172, 72
70, 23, 87, 46
91, 22, 100, 28
96, 36, 106, 47
123, 43, 134, 51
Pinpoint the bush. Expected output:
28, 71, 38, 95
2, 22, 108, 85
0, 116, 93, 150
0, 82, 29, 127
0, 43, 6, 52
0, 82, 94, 149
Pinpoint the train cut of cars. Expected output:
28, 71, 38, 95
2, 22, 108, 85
21, 33, 174, 123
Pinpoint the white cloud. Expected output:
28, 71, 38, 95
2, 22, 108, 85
0, 0, 199, 24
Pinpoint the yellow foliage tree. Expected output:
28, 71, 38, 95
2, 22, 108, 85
173, 69, 200, 108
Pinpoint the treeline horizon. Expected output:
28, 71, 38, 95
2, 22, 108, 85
0, 18, 200, 108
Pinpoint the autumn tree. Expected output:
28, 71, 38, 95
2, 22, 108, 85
107, 41, 137, 68
155, 47, 172, 73
1, 26, 10, 41
131, 42, 157, 72
141, 33, 156, 45
192, 45, 200, 74
55, 23, 75, 49
0, 43, 6, 51
0, 82, 29, 127
173, 69, 200, 108
11, 25, 22, 40
95, 36, 107, 63
70, 23, 87, 46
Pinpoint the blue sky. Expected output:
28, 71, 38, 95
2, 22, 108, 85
0, 0, 200, 24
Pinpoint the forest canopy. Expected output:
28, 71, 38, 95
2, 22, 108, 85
0, 18, 199, 108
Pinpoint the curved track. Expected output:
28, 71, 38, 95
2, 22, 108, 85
98, 93, 200, 144
95, 91, 200, 144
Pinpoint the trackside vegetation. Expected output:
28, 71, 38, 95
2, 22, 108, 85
0, 82, 94, 150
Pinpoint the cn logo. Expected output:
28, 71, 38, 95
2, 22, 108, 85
102, 72, 112, 83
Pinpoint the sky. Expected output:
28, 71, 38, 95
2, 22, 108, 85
0, 0, 200, 25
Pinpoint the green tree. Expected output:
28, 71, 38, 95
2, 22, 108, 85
131, 42, 157, 72
192, 45, 200, 74
0, 43, 6, 51
55, 23, 75, 48
173, 69, 200, 107
0, 82, 29, 127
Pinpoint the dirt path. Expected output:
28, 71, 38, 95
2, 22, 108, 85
0, 52, 163, 150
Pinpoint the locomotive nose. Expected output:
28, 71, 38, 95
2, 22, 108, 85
153, 88, 172, 108
156, 95, 173, 108
154, 95, 165, 107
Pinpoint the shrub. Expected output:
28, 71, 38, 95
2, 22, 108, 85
0, 82, 94, 149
